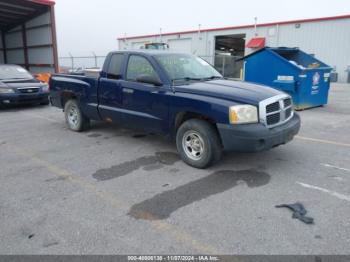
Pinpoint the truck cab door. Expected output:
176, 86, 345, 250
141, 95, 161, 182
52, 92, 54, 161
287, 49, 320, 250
120, 54, 169, 134
98, 53, 125, 123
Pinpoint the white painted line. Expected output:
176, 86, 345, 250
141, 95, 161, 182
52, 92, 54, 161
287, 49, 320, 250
297, 182, 350, 202
296, 136, 350, 148
322, 163, 350, 173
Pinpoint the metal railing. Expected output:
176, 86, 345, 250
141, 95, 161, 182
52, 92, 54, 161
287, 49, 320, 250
59, 53, 243, 79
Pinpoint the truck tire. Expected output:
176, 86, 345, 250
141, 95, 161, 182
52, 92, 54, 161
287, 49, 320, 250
176, 119, 223, 169
64, 99, 90, 132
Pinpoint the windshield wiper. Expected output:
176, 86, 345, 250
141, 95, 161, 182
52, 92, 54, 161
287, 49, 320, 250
172, 76, 223, 85
172, 77, 203, 82
202, 76, 223, 81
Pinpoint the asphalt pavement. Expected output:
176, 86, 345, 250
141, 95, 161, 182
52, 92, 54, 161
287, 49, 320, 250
0, 83, 349, 255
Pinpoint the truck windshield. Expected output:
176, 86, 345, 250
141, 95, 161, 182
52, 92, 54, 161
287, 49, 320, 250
155, 54, 222, 84
0, 66, 33, 80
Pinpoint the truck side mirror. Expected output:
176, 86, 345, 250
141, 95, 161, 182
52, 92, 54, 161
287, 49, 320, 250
136, 74, 163, 86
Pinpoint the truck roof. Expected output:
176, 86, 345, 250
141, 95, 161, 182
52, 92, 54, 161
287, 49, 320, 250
112, 50, 191, 56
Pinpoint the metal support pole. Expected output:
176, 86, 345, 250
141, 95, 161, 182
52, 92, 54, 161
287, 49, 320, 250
254, 17, 258, 36
69, 52, 74, 70
222, 56, 226, 77
2, 31, 7, 64
92, 52, 97, 67
21, 24, 29, 70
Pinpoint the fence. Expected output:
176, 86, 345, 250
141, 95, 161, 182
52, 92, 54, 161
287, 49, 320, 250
59, 54, 243, 79
59, 53, 107, 72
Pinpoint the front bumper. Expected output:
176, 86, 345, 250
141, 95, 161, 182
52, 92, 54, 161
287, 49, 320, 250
217, 113, 301, 152
0, 93, 49, 105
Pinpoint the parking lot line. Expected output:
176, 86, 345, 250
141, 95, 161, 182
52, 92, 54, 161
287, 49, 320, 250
295, 136, 350, 147
321, 163, 350, 173
297, 182, 350, 202
4, 142, 219, 254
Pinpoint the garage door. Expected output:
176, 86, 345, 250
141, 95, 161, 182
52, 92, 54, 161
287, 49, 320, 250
131, 42, 146, 50
168, 38, 192, 53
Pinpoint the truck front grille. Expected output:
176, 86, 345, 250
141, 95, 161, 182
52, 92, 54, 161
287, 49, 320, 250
267, 113, 281, 125
266, 102, 280, 113
17, 87, 40, 94
259, 95, 294, 128
285, 108, 292, 119
284, 98, 292, 108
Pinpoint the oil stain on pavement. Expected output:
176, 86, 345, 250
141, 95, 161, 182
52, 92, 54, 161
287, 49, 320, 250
128, 169, 270, 220
87, 133, 103, 138
132, 134, 148, 138
92, 152, 180, 181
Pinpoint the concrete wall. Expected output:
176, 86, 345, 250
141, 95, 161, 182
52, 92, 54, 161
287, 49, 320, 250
119, 17, 350, 82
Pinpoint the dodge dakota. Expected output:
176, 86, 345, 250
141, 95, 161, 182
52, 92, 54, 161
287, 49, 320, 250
50, 50, 300, 168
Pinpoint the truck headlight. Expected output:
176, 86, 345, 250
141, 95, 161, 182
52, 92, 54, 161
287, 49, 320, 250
41, 85, 50, 92
0, 88, 15, 94
229, 105, 258, 124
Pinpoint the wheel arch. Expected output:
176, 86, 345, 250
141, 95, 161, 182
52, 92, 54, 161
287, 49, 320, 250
61, 91, 78, 109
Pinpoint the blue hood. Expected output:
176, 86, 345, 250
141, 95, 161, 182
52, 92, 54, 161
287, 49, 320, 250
174, 80, 282, 105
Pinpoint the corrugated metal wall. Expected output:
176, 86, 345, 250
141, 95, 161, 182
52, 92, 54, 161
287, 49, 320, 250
0, 10, 56, 73
119, 18, 350, 82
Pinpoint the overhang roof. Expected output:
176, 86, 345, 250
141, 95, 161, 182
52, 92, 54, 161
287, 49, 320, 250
0, 0, 55, 31
29, 0, 55, 6
246, 37, 266, 48
118, 14, 350, 40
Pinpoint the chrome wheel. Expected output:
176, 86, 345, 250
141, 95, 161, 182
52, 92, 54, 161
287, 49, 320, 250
182, 131, 205, 161
68, 105, 79, 128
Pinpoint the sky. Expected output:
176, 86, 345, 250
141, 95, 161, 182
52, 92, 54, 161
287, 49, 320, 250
54, 0, 350, 57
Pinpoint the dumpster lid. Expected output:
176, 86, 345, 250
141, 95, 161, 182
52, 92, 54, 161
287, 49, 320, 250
236, 47, 269, 61
238, 47, 300, 61
237, 47, 302, 62
246, 37, 266, 48
237, 47, 332, 70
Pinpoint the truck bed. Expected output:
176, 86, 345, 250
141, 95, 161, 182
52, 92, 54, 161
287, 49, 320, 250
49, 74, 101, 120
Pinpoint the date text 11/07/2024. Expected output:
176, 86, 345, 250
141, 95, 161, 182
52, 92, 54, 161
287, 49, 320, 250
127, 255, 220, 261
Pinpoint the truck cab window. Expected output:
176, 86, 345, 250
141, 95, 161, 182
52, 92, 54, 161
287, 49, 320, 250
107, 54, 124, 79
126, 55, 158, 81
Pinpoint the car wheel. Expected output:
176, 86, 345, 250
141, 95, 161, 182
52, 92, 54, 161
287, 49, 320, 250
64, 99, 90, 132
176, 119, 223, 169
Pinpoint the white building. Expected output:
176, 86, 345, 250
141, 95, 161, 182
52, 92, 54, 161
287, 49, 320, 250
118, 14, 350, 82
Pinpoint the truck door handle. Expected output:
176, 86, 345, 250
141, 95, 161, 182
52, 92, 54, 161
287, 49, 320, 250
123, 88, 134, 94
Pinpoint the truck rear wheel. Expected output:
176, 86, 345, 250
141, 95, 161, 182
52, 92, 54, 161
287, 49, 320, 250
64, 99, 90, 132
176, 119, 223, 169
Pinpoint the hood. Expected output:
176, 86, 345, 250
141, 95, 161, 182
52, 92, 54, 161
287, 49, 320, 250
0, 78, 44, 89
173, 79, 283, 105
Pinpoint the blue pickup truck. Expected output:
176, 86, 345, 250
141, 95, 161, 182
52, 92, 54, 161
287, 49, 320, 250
50, 50, 300, 168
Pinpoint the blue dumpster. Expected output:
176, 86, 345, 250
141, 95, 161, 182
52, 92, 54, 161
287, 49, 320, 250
242, 47, 332, 110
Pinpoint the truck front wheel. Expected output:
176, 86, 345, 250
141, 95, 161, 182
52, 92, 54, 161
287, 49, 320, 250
176, 119, 223, 169
64, 99, 90, 132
